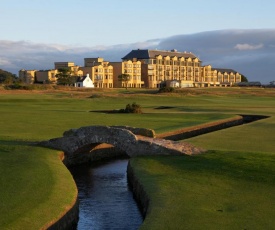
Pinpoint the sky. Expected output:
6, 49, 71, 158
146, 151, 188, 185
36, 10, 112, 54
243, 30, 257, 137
1, 0, 275, 83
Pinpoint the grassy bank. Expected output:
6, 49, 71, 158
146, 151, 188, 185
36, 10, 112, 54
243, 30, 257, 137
0, 144, 77, 229
131, 152, 275, 230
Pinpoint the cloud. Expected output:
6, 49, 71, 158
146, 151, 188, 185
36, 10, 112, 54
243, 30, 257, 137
0, 39, 161, 78
1, 29, 275, 84
234, 43, 263, 50
0, 58, 12, 66
156, 29, 275, 83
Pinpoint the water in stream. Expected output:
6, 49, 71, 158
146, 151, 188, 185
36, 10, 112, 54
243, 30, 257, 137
69, 159, 143, 230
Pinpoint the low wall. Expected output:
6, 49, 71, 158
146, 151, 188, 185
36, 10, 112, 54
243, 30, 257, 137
43, 198, 79, 230
127, 161, 149, 218
111, 126, 156, 138
157, 116, 244, 141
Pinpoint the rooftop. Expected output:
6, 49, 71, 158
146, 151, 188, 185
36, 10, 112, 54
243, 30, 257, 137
122, 49, 199, 60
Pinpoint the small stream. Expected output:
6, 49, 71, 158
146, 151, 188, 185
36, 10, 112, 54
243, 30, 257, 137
68, 158, 143, 230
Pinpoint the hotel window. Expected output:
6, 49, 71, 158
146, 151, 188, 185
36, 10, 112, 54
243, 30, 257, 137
224, 75, 229, 82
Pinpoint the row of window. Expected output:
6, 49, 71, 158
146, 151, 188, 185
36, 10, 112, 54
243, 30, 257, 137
94, 75, 113, 80
125, 69, 141, 73
152, 65, 200, 71
95, 69, 113, 73
146, 59, 200, 66
128, 76, 141, 80
124, 64, 141, 68
148, 76, 240, 82
93, 75, 141, 81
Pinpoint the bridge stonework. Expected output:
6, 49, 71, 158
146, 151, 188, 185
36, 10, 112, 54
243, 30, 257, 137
40, 126, 204, 165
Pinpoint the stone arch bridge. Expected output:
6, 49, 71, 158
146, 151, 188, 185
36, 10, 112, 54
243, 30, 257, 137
40, 126, 204, 165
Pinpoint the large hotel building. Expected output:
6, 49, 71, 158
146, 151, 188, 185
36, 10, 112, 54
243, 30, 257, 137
19, 49, 242, 88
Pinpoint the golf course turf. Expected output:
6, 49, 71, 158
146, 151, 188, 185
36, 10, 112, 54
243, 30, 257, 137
0, 86, 274, 229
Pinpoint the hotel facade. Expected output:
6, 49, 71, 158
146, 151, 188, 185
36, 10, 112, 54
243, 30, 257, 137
19, 49, 242, 88
122, 49, 241, 88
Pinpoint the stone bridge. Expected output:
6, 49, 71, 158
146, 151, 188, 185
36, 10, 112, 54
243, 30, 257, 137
39, 125, 204, 165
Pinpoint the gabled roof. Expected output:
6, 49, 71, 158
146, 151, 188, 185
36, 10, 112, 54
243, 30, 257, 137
122, 49, 199, 60
212, 68, 239, 74
76, 75, 89, 82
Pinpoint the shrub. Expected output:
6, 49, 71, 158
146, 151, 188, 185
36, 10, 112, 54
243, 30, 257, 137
158, 86, 175, 93
4, 83, 38, 90
124, 102, 142, 114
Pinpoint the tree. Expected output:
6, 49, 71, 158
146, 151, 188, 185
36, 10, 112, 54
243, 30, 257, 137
118, 73, 131, 89
0, 69, 17, 84
241, 74, 248, 82
55, 68, 77, 85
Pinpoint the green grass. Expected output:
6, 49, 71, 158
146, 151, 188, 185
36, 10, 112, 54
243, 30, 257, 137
188, 116, 275, 154
131, 152, 275, 230
0, 143, 76, 229
0, 93, 234, 140
0, 87, 274, 229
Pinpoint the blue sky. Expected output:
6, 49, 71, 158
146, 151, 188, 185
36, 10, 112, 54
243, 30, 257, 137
2, 0, 275, 46
1, 0, 275, 83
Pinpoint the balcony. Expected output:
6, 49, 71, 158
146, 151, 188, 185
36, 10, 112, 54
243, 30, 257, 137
148, 65, 154, 70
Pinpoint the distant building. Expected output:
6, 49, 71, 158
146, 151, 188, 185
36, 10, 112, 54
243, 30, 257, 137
122, 49, 242, 88
19, 69, 36, 84
198, 66, 242, 87
80, 58, 113, 88
122, 49, 201, 88
54, 62, 75, 69
75, 74, 94, 88
19, 49, 242, 88
54, 62, 83, 77
36, 69, 58, 84
111, 60, 144, 88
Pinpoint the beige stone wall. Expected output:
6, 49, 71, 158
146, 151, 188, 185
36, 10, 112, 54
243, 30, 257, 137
54, 62, 75, 69
111, 62, 122, 88
82, 58, 113, 88
19, 69, 36, 84
36, 70, 58, 83
111, 61, 143, 88
138, 55, 201, 88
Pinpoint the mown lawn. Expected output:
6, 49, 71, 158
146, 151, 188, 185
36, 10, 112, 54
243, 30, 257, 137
131, 151, 275, 230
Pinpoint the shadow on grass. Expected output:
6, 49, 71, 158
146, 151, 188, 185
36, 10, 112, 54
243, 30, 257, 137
0, 139, 38, 147
147, 151, 275, 184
